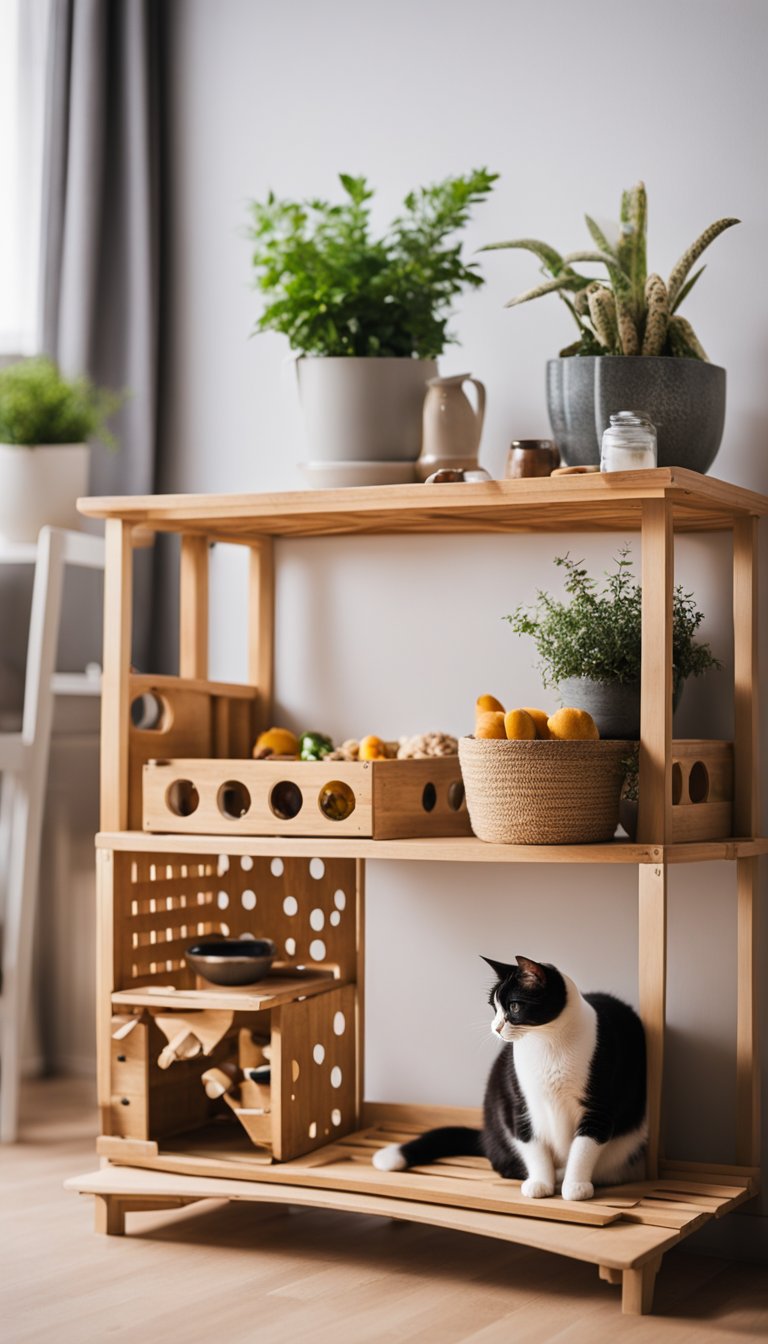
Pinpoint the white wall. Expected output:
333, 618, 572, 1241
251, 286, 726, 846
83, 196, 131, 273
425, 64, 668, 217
160, 0, 768, 1251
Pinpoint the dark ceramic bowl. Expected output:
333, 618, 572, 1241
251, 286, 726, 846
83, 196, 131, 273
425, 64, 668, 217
185, 937, 277, 986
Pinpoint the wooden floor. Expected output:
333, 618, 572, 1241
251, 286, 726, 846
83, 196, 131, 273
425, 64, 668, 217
1, 1080, 766, 1344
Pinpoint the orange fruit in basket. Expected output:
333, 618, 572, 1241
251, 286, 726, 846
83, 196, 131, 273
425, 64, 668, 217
521, 707, 552, 740
475, 711, 507, 739
547, 707, 599, 741
359, 734, 387, 760
476, 693, 505, 716
504, 709, 536, 740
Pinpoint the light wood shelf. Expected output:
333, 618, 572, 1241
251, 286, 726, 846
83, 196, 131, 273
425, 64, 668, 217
75, 473, 766, 1317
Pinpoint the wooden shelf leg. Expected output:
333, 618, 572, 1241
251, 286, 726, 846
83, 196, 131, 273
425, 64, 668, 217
639, 864, 667, 1179
638, 498, 674, 843
94, 1194, 125, 1236
179, 534, 209, 680
598, 1265, 622, 1286
621, 1255, 661, 1315
100, 520, 134, 831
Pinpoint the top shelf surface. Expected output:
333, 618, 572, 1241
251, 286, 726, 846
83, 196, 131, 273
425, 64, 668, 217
78, 469, 768, 542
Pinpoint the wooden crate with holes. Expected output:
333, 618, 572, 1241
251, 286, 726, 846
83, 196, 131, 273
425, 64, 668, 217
102, 850, 361, 1161
670, 740, 733, 841
141, 755, 472, 839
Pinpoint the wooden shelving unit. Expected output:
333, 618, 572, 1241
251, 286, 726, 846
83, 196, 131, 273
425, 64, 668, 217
67, 470, 767, 1316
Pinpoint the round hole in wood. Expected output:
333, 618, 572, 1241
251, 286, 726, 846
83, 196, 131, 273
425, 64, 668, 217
269, 780, 303, 820
217, 780, 251, 820
240, 855, 254, 871
308, 1121, 317, 1139
285, 936, 296, 956
447, 780, 465, 811
421, 782, 437, 812
313, 1044, 325, 1065
241, 889, 257, 910
309, 858, 325, 880
330, 1067, 342, 1089
331, 1108, 342, 1126
671, 763, 683, 805
166, 779, 199, 817
330, 911, 341, 927
309, 908, 325, 931
291, 1059, 300, 1082
689, 761, 710, 803
217, 891, 229, 909
318, 782, 355, 822
270, 857, 284, 877
309, 939, 326, 962
333, 1011, 346, 1036
283, 895, 298, 917
130, 691, 169, 731
334, 889, 346, 911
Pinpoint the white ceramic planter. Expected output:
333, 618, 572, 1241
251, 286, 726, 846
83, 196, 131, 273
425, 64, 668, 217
0, 442, 89, 542
295, 356, 438, 464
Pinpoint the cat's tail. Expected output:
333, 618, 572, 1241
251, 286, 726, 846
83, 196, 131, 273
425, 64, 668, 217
372, 1126, 483, 1172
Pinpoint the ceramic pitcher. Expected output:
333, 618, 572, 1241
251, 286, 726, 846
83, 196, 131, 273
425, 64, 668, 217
415, 373, 486, 482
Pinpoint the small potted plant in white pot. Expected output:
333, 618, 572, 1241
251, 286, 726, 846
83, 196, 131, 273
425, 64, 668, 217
481, 182, 739, 471
247, 169, 496, 483
0, 357, 121, 542
505, 549, 720, 738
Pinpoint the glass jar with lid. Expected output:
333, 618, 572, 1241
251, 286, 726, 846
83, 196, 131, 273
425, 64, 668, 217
600, 411, 657, 472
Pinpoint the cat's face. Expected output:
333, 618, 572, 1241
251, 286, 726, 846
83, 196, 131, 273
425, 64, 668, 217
483, 955, 567, 1042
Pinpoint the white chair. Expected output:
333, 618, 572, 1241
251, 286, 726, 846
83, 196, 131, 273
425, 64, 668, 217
0, 526, 105, 1141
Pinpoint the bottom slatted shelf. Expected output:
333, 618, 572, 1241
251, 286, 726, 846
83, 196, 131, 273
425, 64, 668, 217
74, 1108, 757, 1316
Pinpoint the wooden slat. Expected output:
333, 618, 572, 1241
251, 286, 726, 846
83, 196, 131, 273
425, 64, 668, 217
639, 863, 667, 1179
96, 850, 116, 1132
638, 498, 673, 842
111, 972, 341, 1013
101, 520, 133, 829
736, 855, 761, 1167
248, 537, 274, 732
179, 535, 209, 680
732, 515, 759, 834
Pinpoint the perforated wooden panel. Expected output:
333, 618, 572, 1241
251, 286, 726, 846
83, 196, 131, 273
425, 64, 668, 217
272, 984, 358, 1160
113, 852, 359, 991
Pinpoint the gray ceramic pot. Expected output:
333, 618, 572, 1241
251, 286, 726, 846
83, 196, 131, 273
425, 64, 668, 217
546, 356, 726, 471
558, 675, 683, 740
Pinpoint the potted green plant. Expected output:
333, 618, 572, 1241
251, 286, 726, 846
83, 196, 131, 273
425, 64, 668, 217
504, 549, 720, 738
247, 169, 496, 482
0, 357, 121, 542
481, 182, 739, 471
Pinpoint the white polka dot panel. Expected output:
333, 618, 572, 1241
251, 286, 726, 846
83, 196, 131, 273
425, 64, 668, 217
309, 939, 326, 961
309, 858, 325, 880
270, 857, 284, 877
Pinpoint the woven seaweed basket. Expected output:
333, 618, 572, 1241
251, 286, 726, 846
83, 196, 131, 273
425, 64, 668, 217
458, 736, 632, 844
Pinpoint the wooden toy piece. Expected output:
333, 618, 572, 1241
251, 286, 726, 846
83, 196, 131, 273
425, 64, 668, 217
201, 1064, 240, 1099
153, 1009, 237, 1069
111, 1014, 142, 1041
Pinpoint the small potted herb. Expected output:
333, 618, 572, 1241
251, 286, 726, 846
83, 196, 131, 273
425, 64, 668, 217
0, 357, 121, 542
247, 169, 496, 478
505, 550, 720, 737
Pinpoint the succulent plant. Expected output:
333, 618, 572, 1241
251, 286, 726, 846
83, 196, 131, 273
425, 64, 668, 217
481, 183, 739, 359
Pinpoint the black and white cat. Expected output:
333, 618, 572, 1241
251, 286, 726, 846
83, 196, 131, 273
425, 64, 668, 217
373, 954, 647, 1201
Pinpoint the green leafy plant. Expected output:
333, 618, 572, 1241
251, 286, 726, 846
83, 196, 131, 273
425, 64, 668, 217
247, 169, 497, 358
0, 357, 122, 448
481, 182, 739, 359
504, 550, 720, 689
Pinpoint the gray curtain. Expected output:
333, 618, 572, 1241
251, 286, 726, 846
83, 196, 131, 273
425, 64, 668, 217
40, 0, 165, 669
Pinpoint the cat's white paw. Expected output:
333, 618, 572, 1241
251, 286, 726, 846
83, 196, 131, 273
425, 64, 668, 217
521, 1178, 554, 1199
561, 1180, 594, 1202
372, 1143, 407, 1172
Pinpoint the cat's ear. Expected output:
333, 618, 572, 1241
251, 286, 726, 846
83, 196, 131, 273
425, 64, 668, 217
480, 955, 514, 981
515, 955, 547, 988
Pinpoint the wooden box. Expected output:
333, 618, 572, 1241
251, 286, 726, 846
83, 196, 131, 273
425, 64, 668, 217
670, 739, 733, 842
141, 755, 472, 840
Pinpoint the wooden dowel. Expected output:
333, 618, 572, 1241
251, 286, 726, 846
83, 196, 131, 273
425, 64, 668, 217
179, 535, 210, 680
639, 864, 667, 1180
